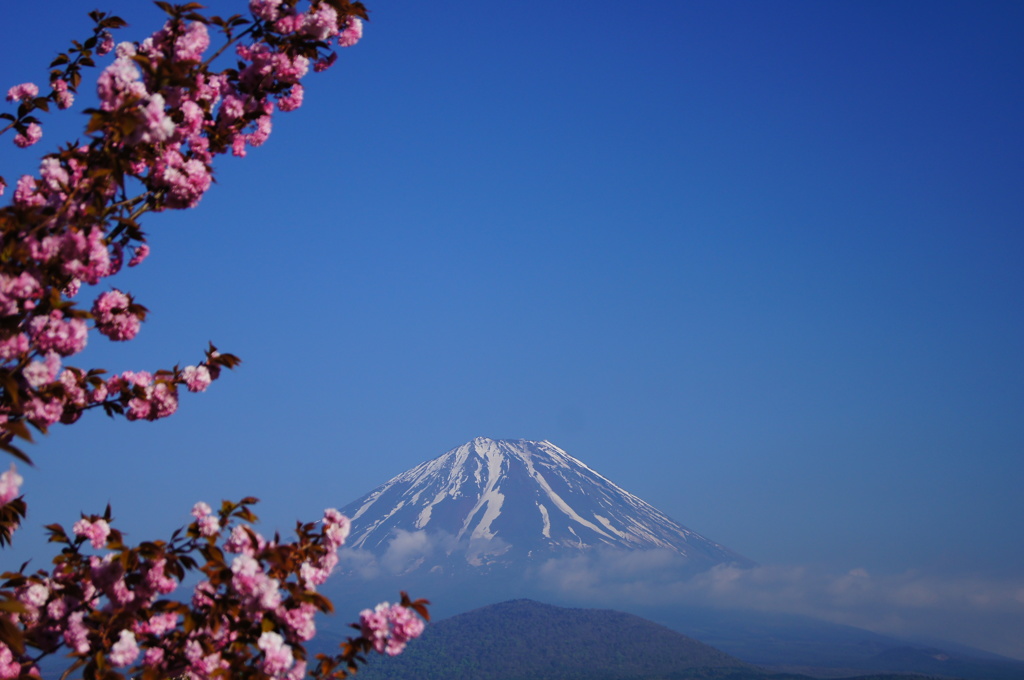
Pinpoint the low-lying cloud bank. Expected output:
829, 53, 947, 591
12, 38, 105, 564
339, 531, 1024, 661
534, 549, 1024, 660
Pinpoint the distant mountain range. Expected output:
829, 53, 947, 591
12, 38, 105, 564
325, 438, 1024, 680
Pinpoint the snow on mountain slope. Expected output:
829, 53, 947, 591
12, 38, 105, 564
339, 437, 754, 574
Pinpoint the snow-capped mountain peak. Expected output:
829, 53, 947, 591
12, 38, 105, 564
340, 437, 753, 574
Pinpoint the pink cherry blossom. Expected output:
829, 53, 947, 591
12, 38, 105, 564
302, 3, 339, 41
5, 271, 41, 300
274, 13, 301, 34
247, 115, 273, 147
0, 641, 21, 679
224, 524, 264, 555
96, 52, 146, 112
187, 644, 228, 680
128, 244, 150, 267
193, 501, 221, 536
46, 597, 67, 621
231, 554, 281, 610
182, 364, 212, 392
220, 94, 246, 121
149, 382, 179, 418
174, 21, 210, 63
0, 464, 22, 505
39, 156, 69, 191
63, 612, 90, 655
280, 602, 315, 639
277, 84, 304, 112
17, 582, 48, 614
63, 229, 118, 285
359, 602, 425, 656
322, 508, 350, 549
195, 511, 219, 536
359, 603, 390, 654
128, 94, 175, 145
133, 611, 179, 636
6, 82, 38, 102
91, 289, 141, 341
0, 333, 29, 361
143, 558, 179, 596
96, 31, 115, 55
12, 175, 44, 208
389, 603, 426, 645
52, 79, 74, 109
59, 369, 88, 408
22, 358, 57, 389
89, 554, 136, 607
28, 312, 88, 356
257, 631, 294, 676
72, 517, 111, 548
143, 646, 165, 668
286, 660, 307, 680
123, 370, 154, 388
108, 630, 139, 667
279, 602, 317, 641
250, 0, 282, 21
299, 558, 330, 588
338, 17, 363, 48
14, 123, 42, 148
191, 580, 215, 608
153, 149, 213, 209
23, 397, 63, 427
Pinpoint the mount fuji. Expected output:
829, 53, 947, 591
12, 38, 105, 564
338, 437, 753, 576
323, 439, 1024, 679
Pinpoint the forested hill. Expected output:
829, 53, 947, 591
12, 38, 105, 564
352, 599, 747, 680
347, 600, 953, 680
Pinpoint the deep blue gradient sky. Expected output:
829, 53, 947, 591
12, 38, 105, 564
3, 1, 1023, 658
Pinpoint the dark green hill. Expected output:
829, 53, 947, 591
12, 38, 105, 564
348, 600, 952, 680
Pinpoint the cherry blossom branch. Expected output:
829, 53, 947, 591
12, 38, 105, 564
0, 5, 428, 679
0, 1, 366, 461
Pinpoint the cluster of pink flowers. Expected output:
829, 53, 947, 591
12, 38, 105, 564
0, 2, 366, 450
28, 311, 89, 355
1, 491, 426, 680
0, 4, 430, 680
5, 83, 39, 103
359, 601, 427, 656
0, 0, 365, 452
72, 517, 111, 548
90, 289, 140, 341
181, 364, 212, 392
5, 84, 43, 148
13, 124, 42, 149
299, 508, 350, 588
52, 80, 74, 110
192, 501, 221, 536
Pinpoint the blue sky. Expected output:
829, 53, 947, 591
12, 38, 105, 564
3, 0, 1023, 659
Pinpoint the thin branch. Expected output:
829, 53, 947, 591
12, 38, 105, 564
203, 22, 258, 68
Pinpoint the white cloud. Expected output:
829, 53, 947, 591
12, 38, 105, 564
532, 551, 1024, 660
336, 536, 1024, 660
339, 528, 460, 576
380, 529, 435, 574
